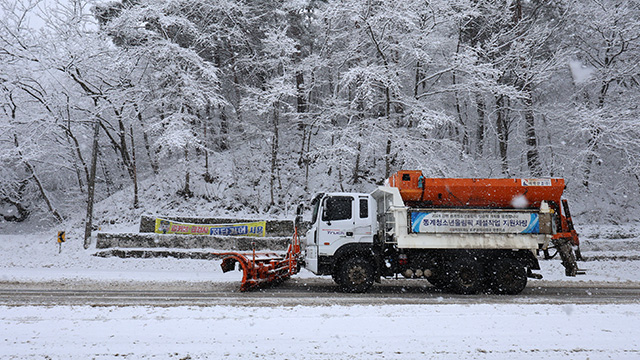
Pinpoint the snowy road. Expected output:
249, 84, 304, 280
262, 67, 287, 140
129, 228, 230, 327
2, 278, 640, 306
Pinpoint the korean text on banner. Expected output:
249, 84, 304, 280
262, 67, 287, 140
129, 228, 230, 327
154, 218, 266, 237
410, 211, 540, 234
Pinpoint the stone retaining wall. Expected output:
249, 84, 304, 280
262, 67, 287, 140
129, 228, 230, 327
96, 232, 290, 251
93, 249, 228, 260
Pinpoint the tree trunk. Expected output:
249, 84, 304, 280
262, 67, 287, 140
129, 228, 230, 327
296, 70, 308, 169
218, 104, 229, 151
384, 85, 393, 178
232, 62, 244, 125
296, 71, 307, 114
130, 126, 139, 209
352, 96, 365, 184
270, 105, 280, 208
204, 119, 210, 179
298, 124, 307, 168
583, 81, 609, 188
60, 123, 89, 192
352, 142, 361, 184
496, 95, 510, 176
99, 148, 113, 198
414, 61, 423, 100
180, 147, 193, 198
116, 115, 134, 180
84, 117, 101, 249
99, 110, 138, 193
385, 138, 392, 179
13, 135, 63, 223
523, 83, 542, 176
582, 136, 599, 188
304, 127, 313, 189
475, 92, 486, 158
135, 106, 159, 175
27, 164, 63, 223
452, 71, 469, 155
203, 107, 214, 184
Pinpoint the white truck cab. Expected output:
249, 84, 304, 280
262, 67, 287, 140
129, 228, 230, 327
304, 192, 377, 274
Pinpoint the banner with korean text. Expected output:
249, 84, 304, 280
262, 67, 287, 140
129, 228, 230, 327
410, 211, 540, 234
154, 218, 266, 237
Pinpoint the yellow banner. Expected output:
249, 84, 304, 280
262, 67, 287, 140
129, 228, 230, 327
154, 218, 266, 237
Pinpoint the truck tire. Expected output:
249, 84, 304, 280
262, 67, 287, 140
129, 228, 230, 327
331, 272, 342, 285
446, 258, 484, 295
337, 256, 375, 293
488, 259, 527, 295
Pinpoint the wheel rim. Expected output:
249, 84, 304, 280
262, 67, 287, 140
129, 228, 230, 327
458, 267, 476, 288
347, 265, 367, 284
446, 259, 484, 294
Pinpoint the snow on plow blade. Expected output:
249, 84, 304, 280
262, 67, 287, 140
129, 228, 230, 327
214, 231, 301, 291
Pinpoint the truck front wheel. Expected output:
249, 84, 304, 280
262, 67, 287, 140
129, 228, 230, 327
337, 256, 375, 293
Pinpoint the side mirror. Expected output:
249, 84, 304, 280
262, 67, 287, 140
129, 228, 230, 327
295, 204, 303, 228
322, 207, 331, 226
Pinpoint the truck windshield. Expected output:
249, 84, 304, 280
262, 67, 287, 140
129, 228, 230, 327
310, 193, 323, 225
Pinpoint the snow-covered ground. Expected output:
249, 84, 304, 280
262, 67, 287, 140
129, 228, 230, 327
2, 303, 639, 359
1, 224, 639, 359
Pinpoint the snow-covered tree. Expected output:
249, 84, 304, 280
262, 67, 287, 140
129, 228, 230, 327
94, 0, 224, 197
564, 0, 640, 189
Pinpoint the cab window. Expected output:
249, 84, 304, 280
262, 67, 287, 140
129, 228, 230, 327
359, 198, 368, 218
322, 196, 353, 222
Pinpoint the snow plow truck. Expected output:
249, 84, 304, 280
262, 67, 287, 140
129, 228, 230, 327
216, 170, 581, 295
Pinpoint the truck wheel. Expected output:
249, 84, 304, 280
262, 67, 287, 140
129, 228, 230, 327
331, 272, 342, 285
337, 256, 374, 293
489, 259, 527, 295
446, 258, 484, 295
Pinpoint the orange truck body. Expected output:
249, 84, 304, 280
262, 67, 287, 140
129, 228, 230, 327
387, 170, 565, 209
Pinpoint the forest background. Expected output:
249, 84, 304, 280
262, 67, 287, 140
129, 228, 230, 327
1, 0, 639, 233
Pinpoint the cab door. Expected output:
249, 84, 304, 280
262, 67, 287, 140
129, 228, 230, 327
353, 195, 374, 244
317, 195, 355, 256
304, 195, 323, 274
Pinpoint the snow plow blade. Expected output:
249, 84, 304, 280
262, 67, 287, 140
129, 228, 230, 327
214, 230, 301, 291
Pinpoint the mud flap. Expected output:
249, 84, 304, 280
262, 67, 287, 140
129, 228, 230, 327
551, 200, 585, 276
551, 237, 578, 276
